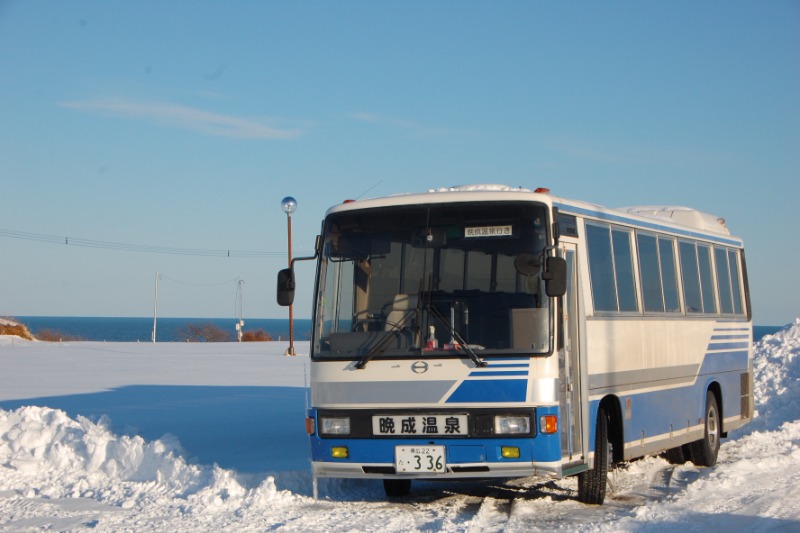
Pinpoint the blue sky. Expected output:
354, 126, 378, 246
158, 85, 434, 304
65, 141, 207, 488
0, 1, 797, 325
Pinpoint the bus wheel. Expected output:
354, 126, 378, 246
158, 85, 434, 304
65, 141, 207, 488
383, 479, 411, 498
689, 391, 721, 467
578, 407, 609, 505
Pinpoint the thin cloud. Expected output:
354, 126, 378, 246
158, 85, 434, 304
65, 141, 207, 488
353, 112, 476, 139
543, 137, 639, 165
543, 136, 734, 168
61, 98, 303, 139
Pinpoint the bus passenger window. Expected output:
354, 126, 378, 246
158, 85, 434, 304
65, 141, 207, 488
680, 241, 703, 313
715, 247, 734, 314
612, 229, 638, 312
659, 237, 680, 313
698, 245, 717, 314
638, 234, 664, 313
729, 250, 744, 315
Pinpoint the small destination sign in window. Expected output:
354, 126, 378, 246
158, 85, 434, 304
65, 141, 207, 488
464, 225, 513, 238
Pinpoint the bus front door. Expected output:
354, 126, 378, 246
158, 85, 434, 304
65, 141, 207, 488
560, 242, 587, 467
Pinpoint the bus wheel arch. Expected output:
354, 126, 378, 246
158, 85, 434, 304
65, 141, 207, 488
601, 396, 624, 464
577, 397, 620, 505
708, 381, 725, 437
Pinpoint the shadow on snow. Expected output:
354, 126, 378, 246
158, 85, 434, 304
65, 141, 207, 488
0, 385, 309, 474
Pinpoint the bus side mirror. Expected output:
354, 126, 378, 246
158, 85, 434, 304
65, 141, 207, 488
277, 268, 296, 306
543, 256, 567, 297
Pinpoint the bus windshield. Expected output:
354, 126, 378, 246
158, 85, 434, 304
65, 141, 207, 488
313, 201, 553, 360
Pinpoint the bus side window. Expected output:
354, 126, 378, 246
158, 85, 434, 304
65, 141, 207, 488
680, 241, 703, 313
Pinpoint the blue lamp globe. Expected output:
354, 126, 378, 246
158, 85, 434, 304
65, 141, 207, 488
281, 196, 297, 215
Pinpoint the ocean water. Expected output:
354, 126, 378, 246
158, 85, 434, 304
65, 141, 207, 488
753, 325, 782, 341
15, 316, 312, 343
12, 316, 782, 344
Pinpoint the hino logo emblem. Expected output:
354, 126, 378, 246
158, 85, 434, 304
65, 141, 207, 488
411, 361, 429, 374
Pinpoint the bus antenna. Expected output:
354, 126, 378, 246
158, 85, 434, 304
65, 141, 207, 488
355, 179, 383, 201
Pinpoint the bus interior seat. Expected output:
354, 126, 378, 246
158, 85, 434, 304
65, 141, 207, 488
385, 294, 418, 330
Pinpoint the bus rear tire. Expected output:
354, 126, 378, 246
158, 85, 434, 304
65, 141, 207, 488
663, 444, 690, 464
688, 391, 720, 467
578, 407, 609, 505
383, 479, 411, 498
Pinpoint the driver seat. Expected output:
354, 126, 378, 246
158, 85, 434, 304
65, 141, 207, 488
384, 294, 418, 330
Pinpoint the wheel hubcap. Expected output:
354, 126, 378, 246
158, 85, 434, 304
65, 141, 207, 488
708, 406, 718, 448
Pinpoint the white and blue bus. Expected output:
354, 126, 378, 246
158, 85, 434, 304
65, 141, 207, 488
277, 185, 752, 503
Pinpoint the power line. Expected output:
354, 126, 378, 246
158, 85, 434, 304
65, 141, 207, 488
158, 274, 240, 287
0, 227, 291, 258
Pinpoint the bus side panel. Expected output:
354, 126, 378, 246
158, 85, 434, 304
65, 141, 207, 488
585, 319, 752, 460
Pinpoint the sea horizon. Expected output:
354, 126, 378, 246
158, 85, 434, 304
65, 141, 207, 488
5, 315, 785, 344
11, 316, 313, 343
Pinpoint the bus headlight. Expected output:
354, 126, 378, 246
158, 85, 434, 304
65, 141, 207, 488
320, 417, 351, 435
494, 415, 530, 435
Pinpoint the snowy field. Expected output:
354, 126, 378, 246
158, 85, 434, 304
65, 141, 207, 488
1, 320, 799, 532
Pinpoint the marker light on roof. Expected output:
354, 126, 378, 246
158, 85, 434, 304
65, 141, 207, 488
534, 188, 550, 194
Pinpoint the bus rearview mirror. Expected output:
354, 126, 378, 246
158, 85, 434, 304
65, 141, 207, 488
544, 256, 567, 297
277, 268, 296, 306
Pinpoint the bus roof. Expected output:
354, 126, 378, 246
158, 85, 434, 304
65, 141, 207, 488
616, 206, 730, 236
324, 184, 741, 246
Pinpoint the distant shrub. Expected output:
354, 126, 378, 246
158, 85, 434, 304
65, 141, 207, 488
179, 323, 231, 342
0, 320, 35, 340
36, 329, 85, 342
241, 329, 272, 342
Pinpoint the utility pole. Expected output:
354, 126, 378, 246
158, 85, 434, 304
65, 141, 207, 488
235, 277, 244, 342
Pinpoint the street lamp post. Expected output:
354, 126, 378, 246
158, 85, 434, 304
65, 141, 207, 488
281, 196, 297, 356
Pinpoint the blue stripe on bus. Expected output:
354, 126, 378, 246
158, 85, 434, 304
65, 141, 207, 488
700, 350, 749, 374
468, 371, 529, 377
710, 334, 750, 340
707, 342, 750, 351
445, 379, 528, 403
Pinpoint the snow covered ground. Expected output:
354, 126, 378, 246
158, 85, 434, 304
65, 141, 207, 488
1, 320, 799, 532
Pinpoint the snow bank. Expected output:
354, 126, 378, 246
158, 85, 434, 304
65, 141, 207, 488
749, 318, 800, 431
0, 406, 295, 519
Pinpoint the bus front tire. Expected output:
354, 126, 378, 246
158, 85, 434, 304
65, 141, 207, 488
383, 479, 411, 498
578, 407, 609, 505
688, 391, 720, 467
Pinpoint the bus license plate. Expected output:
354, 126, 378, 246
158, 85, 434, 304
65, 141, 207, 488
395, 445, 446, 473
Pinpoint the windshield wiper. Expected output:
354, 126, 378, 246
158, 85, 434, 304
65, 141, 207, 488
426, 304, 488, 368
355, 308, 416, 370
